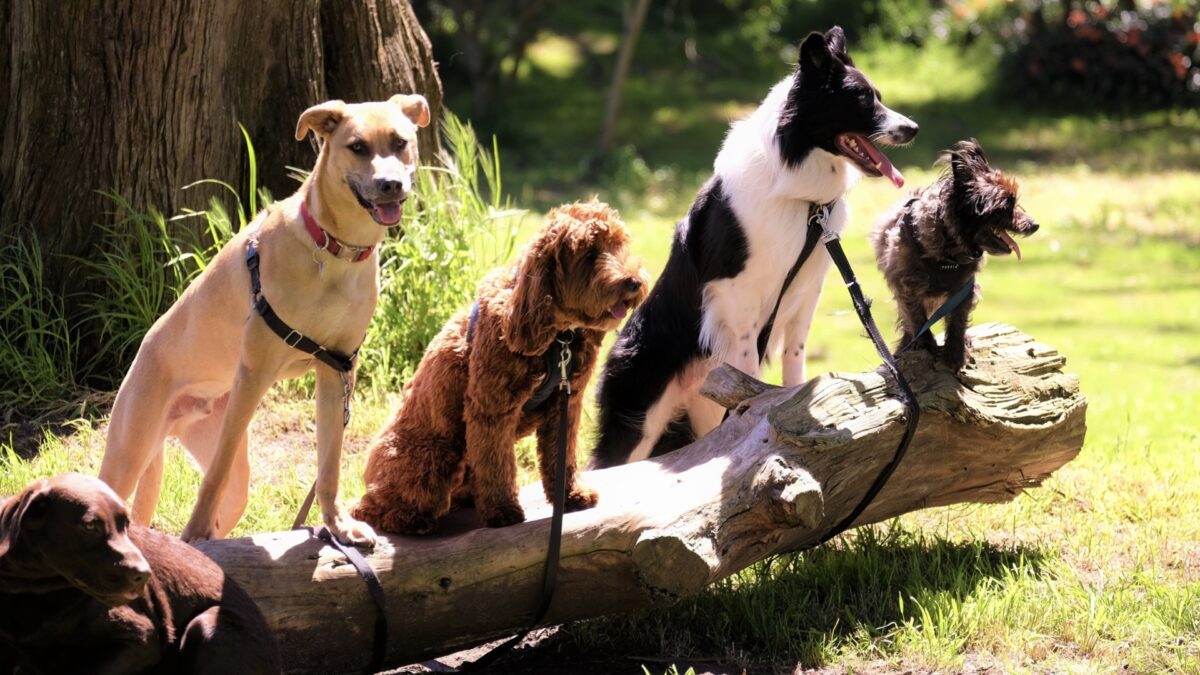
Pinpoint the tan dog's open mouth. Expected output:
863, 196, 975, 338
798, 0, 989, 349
350, 183, 405, 227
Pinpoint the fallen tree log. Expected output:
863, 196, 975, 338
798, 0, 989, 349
195, 323, 1087, 674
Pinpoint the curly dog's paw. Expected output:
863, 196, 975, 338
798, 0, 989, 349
353, 499, 440, 536
482, 502, 526, 528
564, 486, 599, 512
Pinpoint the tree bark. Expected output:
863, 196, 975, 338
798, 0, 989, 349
0, 0, 441, 292
195, 323, 1087, 674
596, 0, 652, 155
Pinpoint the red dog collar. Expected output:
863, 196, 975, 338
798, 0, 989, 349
301, 201, 375, 262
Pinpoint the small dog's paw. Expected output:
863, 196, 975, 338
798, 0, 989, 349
328, 513, 377, 548
564, 486, 599, 512
483, 503, 526, 528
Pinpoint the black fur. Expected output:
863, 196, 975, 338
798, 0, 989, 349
591, 177, 745, 466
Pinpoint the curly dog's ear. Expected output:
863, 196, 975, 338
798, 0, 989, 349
503, 237, 559, 356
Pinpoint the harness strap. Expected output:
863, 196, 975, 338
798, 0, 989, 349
465, 300, 581, 414
898, 276, 976, 355
247, 240, 359, 376
755, 201, 834, 359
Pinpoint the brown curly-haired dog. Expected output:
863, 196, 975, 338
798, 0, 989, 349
353, 201, 649, 534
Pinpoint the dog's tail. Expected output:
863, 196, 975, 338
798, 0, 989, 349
130, 452, 164, 525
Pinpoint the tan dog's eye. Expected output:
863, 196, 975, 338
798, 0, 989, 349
348, 141, 369, 156
391, 138, 408, 154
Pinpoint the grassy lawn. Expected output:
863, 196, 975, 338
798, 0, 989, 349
4, 34, 1199, 674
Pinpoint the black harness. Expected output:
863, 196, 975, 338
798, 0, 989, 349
246, 239, 387, 673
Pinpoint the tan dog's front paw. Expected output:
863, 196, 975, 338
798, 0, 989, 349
482, 502, 526, 528
564, 486, 599, 512
327, 512, 377, 548
180, 516, 217, 543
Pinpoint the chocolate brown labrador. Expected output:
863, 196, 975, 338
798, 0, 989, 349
0, 474, 280, 674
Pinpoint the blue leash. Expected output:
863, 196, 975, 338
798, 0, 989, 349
897, 276, 976, 355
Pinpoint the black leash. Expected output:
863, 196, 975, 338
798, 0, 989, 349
815, 229, 920, 544
746, 202, 919, 544
446, 327, 578, 672
291, 498, 389, 673
247, 239, 386, 671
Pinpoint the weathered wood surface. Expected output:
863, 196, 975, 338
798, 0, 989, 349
195, 323, 1087, 674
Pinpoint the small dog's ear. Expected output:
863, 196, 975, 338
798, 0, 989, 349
295, 100, 347, 141
798, 31, 830, 74
390, 94, 431, 129
948, 138, 987, 188
503, 238, 559, 356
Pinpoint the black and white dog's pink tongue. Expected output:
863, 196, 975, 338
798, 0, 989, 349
373, 202, 403, 226
858, 135, 904, 188
997, 230, 1022, 260
610, 302, 628, 319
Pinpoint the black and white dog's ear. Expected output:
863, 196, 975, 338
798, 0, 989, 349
798, 31, 830, 74
825, 26, 850, 64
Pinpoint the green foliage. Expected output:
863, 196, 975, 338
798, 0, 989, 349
358, 112, 521, 395
0, 228, 78, 413
76, 195, 236, 382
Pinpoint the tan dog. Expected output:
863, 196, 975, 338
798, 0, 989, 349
98, 95, 430, 545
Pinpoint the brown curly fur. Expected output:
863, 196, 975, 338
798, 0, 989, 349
870, 139, 1039, 369
353, 201, 649, 534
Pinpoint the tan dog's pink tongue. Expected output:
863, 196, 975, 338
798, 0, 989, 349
374, 202, 403, 226
997, 230, 1022, 260
610, 302, 628, 319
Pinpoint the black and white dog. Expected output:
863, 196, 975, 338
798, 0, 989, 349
591, 27, 917, 468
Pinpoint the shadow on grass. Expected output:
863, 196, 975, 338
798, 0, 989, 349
546, 524, 1047, 672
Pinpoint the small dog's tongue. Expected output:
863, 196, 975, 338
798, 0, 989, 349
997, 230, 1022, 261
610, 302, 628, 319
373, 202, 404, 226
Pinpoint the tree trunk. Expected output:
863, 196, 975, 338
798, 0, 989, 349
596, 0, 652, 156
195, 323, 1087, 674
0, 0, 441, 293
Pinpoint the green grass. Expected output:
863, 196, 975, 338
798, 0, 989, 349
3, 31, 1200, 675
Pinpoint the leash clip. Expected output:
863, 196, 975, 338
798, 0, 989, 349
808, 202, 838, 242
557, 335, 573, 394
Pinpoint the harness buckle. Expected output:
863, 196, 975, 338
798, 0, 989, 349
282, 330, 305, 348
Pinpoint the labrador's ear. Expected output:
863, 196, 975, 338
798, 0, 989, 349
389, 94, 431, 128
0, 481, 50, 557
295, 100, 348, 141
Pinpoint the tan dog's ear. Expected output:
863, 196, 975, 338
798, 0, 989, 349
389, 94, 431, 128
295, 100, 348, 141
503, 240, 558, 356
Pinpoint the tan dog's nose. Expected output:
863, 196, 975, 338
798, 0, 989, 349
376, 177, 406, 199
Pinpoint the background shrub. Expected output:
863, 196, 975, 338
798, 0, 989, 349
1000, 3, 1200, 109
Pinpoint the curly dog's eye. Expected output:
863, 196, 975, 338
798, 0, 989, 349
587, 249, 601, 265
